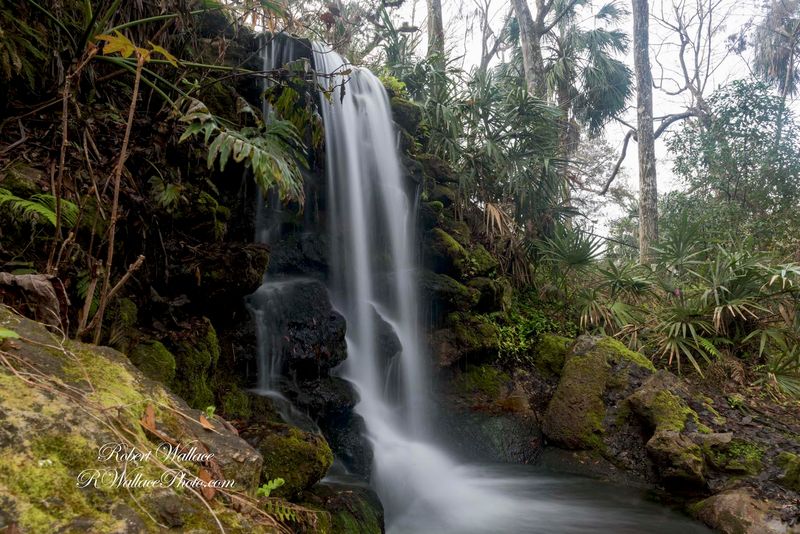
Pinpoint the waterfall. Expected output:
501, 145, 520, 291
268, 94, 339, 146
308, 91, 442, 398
311, 43, 527, 532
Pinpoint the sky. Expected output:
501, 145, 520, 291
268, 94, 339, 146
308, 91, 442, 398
392, 0, 768, 231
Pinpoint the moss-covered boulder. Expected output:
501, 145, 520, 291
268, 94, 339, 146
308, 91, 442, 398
170, 316, 220, 410
425, 228, 470, 277
542, 336, 655, 450
691, 488, 789, 534
467, 244, 499, 277
390, 96, 422, 135
532, 334, 572, 377
468, 277, 511, 312
419, 271, 480, 317
418, 153, 459, 185
303, 483, 384, 534
429, 184, 457, 207
777, 452, 800, 492
420, 200, 444, 230
129, 340, 177, 385
431, 312, 500, 367
242, 422, 333, 499
0, 306, 268, 532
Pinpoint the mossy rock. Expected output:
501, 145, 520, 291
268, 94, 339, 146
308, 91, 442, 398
533, 334, 573, 377
420, 200, 444, 230
390, 96, 422, 135
702, 439, 764, 476
417, 153, 459, 185
542, 336, 655, 450
419, 271, 480, 315
456, 365, 511, 398
129, 340, 176, 385
439, 217, 471, 247
542, 344, 608, 449
303, 483, 384, 534
429, 184, 456, 207
467, 277, 512, 312
425, 228, 469, 277
776, 451, 800, 491
645, 430, 706, 485
0, 305, 266, 532
244, 423, 333, 499
466, 244, 499, 277
170, 317, 220, 409
627, 371, 704, 433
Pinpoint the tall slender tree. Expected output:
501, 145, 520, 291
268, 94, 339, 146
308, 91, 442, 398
631, 0, 658, 262
427, 0, 446, 64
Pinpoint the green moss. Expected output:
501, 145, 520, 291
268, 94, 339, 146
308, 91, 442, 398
390, 96, 422, 134
543, 350, 609, 449
420, 272, 480, 311
704, 439, 765, 475
257, 424, 334, 499
428, 228, 469, 277
129, 340, 176, 385
220, 386, 252, 420
534, 334, 572, 377
465, 244, 499, 277
456, 365, 510, 398
171, 317, 220, 409
649, 390, 697, 432
595, 337, 656, 371
447, 312, 501, 357
777, 451, 800, 491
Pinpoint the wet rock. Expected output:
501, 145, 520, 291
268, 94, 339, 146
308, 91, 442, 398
777, 452, 800, 492
429, 184, 456, 207
391, 96, 422, 135
440, 408, 542, 464
418, 153, 459, 185
267, 231, 329, 277
646, 430, 706, 486
420, 201, 444, 230
241, 422, 333, 499
247, 279, 347, 379
424, 228, 469, 277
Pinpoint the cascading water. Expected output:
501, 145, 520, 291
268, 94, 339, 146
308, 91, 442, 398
311, 42, 531, 532
250, 36, 712, 534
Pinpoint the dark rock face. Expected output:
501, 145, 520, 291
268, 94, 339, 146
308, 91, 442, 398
302, 482, 385, 534
440, 408, 543, 464
247, 279, 347, 379
267, 231, 329, 277
282, 377, 373, 478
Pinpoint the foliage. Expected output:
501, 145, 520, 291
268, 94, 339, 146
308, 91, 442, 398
179, 98, 307, 204
256, 478, 286, 498
667, 80, 800, 253
0, 189, 78, 228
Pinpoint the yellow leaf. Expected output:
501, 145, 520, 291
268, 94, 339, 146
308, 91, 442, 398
95, 31, 136, 59
148, 42, 179, 67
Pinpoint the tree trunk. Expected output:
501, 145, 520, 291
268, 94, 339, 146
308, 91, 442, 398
511, 0, 546, 98
631, 0, 658, 263
426, 0, 446, 64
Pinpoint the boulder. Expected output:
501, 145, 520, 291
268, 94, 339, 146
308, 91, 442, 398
430, 313, 500, 367
646, 430, 706, 486
418, 153, 459, 185
429, 184, 456, 207
419, 271, 480, 319
242, 422, 333, 499
0, 306, 266, 532
169, 316, 220, 409
777, 452, 800, 492
267, 231, 329, 277
424, 228, 469, 277
302, 482, 385, 534
246, 279, 347, 378
390, 96, 422, 135
692, 488, 794, 534
467, 277, 511, 312
532, 334, 572, 377
420, 201, 444, 230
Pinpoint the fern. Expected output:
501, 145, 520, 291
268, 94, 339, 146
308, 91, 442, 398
0, 188, 78, 228
255, 477, 285, 498
179, 98, 306, 204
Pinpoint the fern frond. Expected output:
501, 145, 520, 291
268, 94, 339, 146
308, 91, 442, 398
0, 188, 78, 228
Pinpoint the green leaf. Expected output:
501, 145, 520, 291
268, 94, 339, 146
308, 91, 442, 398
0, 328, 20, 340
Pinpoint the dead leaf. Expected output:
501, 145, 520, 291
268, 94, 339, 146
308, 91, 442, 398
198, 468, 216, 500
198, 414, 215, 430
141, 404, 156, 432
